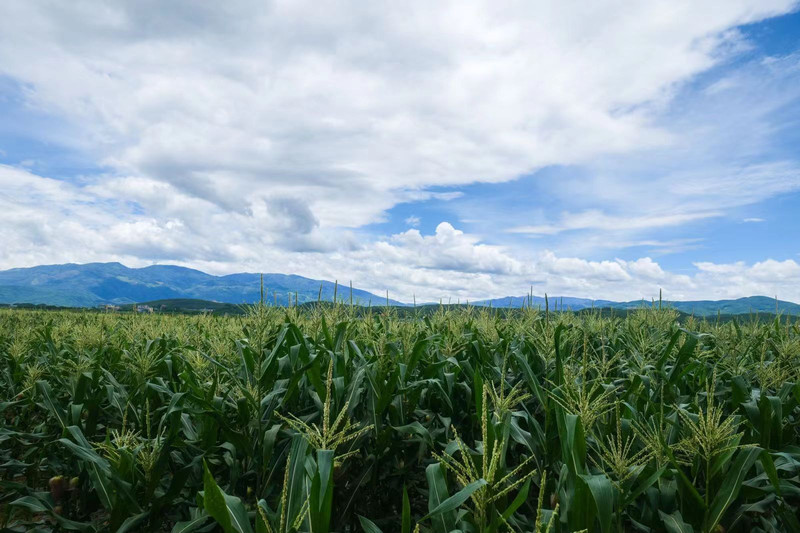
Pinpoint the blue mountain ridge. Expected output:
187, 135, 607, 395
0, 263, 798, 316
469, 294, 800, 316
0, 262, 402, 307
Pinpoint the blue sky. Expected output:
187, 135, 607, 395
0, 1, 799, 302
374, 11, 800, 264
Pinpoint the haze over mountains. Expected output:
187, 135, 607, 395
0, 262, 798, 316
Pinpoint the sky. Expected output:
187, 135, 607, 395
1, 1, 799, 303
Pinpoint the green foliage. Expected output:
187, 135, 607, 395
0, 305, 799, 532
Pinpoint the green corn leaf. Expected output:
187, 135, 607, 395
659, 510, 694, 533
9, 495, 50, 513
488, 478, 531, 533
202, 462, 233, 533
402, 485, 411, 533
705, 447, 762, 533
309, 449, 335, 533
666, 446, 706, 510
656, 329, 682, 371
358, 515, 385, 533
425, 463, 456, 533
201, 461, 254, 533
37, 380, 67, 429
87, 460, 114, 510
759, 449, 781, 495
10, 495, 96, 532
285, 435, 310, 529
667, 332, 699, 385
579, 474, 615, 533
421, 478, 487, 521
625, 465, 666, 505
255, 500, 271, 533
556, 412, 586, 476
170, 509, 210, 533
392, 421, 433, 446
116, 512, 149, 533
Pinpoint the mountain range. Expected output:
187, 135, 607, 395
0, 262, 798, 316
469, 295, 800, 316
0, 262, 401, 307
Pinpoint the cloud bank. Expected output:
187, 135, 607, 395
0, 1, 799, 301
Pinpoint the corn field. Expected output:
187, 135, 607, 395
1, 304, 799, 533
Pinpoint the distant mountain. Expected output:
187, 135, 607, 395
471, 294, 800, 316
0, 262, 403, 307
2, 263, 798, 316
613, 296, 800, 316
470, 295, 616, 310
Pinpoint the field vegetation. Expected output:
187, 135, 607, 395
1, 303, 799, 532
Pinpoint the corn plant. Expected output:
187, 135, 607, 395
0, 305, 798, 533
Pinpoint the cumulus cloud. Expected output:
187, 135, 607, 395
1, 2, 799, 302
1, 1, 796, 231
2, 165, 798, 302
342, 225, 795, 302
693, 259, 800, 300
379, 222, 524, 275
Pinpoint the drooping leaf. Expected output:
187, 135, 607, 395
422, 478, 487, 521
659, 510, 694, 533
579, 474, 615, 533
201, 461, 254, 533
705, 447, 762, 532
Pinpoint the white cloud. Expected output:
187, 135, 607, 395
494, 51, 800, 257
693, 259, 800, 299
743, 217, 765, 222
1, 2, 799, 302
380, 222, 524, 276
0, 0, 796, 233
1, 166, 797, 302
507, 210, 721, 235
404, 215, 420, 227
